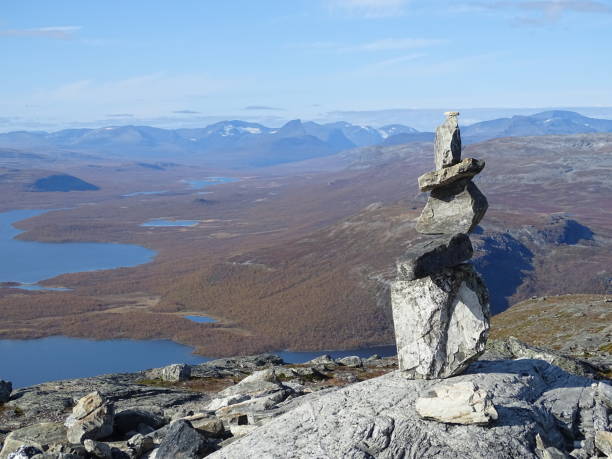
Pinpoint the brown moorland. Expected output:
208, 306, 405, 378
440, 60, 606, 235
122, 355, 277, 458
0, 134, 610, 356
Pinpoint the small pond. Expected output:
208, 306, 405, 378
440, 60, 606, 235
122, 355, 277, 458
141, 219, 199, 227
184, 177, 239, 190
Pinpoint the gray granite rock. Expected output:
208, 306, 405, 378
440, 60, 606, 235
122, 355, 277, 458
64, 391, 114, 444
209, 359, 599, 458
396, 233, 473, 281
0, 381, 12, 404
83, 439, 111, 459
595, 430, 612, 457
419, 158, 485, 192
416, 179, 488, 235
391, 264, 490, 379
147, 364, 190, 383
434, 111, 462, 170
156, 420, 209, 459
415, 381, 498, 425
0, 423, 66, 459
6, 446, 42, 459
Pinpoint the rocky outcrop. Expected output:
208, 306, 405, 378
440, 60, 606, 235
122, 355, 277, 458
415, 381, 498, 425
392, 111, 491, 379
0, 381, 11, 404
210, 358, 611, 459
391, 264, 490, 379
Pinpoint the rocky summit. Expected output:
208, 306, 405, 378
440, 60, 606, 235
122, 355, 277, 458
0, 338, 610, 458
392, 112, 491, 379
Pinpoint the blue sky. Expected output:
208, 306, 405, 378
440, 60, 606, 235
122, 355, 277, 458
1, 0, 612, 131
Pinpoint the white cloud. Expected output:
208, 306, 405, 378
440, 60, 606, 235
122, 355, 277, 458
327, 0, 410, 18
346, 37, 446, 51
0, 26, 81, 40
468, 0, 612, 24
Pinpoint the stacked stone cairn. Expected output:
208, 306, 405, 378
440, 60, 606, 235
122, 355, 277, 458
391, 111, 490, 379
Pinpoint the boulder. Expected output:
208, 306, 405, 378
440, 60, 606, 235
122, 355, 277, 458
419, 158, 485, 192
217, 369, 283, 399
189, 417, 225, 438
65, 391, 114, 444
396, 233, 473, 281
0, 380, 11, 403
336, 356, 362, 368
5, 446, 42, 459
391, 264, 490, 379
83, 439, 112, 459
127, 433, 155, 456
156, 420, 209, 459
416, 179, 488, 235
434, 111, 461, 170
0, 423, 66, 459
147, 364, 191, 382
415, 381, 498, 425
595, 431, 612, 457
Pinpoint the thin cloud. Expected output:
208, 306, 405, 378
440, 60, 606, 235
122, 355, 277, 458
173, 109, 200, 114
244, 105, 285, 111
327, 0, 410, 18
291, 37, 444, 53
345, 37, 446, 52
0, 26, 82, 40
370, 53, 426, 67
106, 113, 134, 118
470, 0, 612, 24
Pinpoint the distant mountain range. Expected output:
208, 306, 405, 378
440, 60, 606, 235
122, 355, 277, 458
1, 110, 611, 167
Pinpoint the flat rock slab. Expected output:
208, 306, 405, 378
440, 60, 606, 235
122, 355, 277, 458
396, 233, 473, 281
416, 179, 488, 235
209, 359, 599, 459
434, 112, 462, 170
415, 381, 498, 425
419, 158, 485, 192
391, 264, 490, 379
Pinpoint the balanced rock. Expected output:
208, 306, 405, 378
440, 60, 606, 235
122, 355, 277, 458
65, 391, 114, 444
391, 264, 490, 379
396, 233, 473, 281
415, 381, 498, 425
419, 158, 485, 192
416, 179, 488, 235
434, 111, 461, 170
0, 380, 11, 403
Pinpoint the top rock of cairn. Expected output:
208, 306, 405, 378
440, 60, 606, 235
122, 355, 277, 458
434, 111, 462, 170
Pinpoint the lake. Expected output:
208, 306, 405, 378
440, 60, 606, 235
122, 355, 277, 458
185, 177, 239, 189
0, 209, 156, 285
0, 336, 396, 388
141, 219, 199, 227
